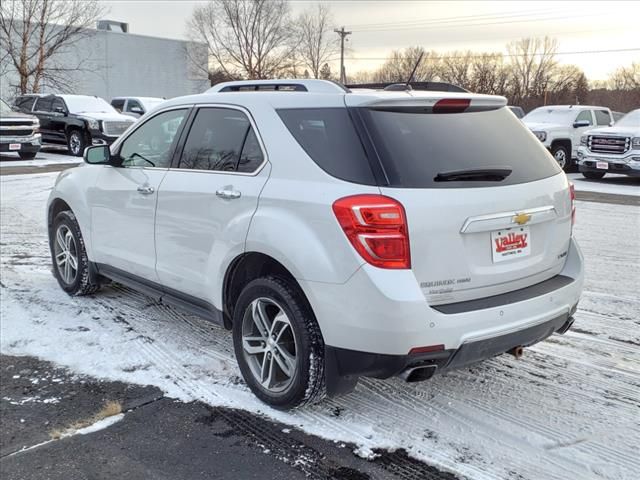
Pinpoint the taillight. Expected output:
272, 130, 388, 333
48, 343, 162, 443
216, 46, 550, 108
569, 182, 576, 227
332, 194, 411, 269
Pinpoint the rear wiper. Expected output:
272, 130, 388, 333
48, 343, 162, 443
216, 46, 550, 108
434, 168, 512, 182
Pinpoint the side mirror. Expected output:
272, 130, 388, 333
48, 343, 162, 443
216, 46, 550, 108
84, 145, 111, 165
54, 106, 67, 115
573, 120, 590, 128
130, 106, 144, 115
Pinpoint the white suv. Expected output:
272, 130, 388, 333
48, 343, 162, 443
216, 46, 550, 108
523, 105, 614, 170
47, 80, 584, 409
577, 109, 640, 179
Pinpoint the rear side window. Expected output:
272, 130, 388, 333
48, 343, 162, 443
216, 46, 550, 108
595, 110, 611, 126
360, 107, 562, 188
179, 107, 263, 172
278, 108, 375, 185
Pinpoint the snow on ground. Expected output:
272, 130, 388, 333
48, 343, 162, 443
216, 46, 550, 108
0, 148, 82, 168
1, 172, 639, 480
567, 173, 639, 197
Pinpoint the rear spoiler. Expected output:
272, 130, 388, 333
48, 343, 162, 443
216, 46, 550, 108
346, 81, 468, 93
362, 95, 508, 113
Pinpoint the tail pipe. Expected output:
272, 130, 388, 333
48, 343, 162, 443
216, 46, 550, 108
399, 365, 437, 383
508, 345, 525, 359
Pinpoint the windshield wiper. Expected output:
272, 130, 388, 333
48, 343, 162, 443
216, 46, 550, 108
434, 168, 512, 182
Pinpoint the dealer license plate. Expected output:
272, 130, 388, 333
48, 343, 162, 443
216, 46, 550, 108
596, 161, 608, 170
491, 227, 531, 263
9, 143, 21, 150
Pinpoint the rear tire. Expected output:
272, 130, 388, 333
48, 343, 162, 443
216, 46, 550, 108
50, 210, 101, 296
582, 171, 606, 180
18, 151, 37, 160
232, 276, 326, 410
67, 129, 87, 157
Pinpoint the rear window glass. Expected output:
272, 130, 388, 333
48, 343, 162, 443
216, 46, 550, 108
277, 108, 375, 185
360, 107, 562, 188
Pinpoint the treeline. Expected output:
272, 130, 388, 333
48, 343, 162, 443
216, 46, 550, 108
348, 39, 640, 112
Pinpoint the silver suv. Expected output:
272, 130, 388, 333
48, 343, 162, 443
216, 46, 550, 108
47, 80, 584, 409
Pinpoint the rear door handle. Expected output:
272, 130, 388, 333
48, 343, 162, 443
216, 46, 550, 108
137, 185, 154, 195
216, 189, 241, 200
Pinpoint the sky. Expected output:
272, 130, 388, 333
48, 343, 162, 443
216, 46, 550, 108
101, 0, 639, 81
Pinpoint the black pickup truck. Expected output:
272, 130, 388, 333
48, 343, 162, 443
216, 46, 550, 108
13, 94, 135, 156
0, 98, 42, 160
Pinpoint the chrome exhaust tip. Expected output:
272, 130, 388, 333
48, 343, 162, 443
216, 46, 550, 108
508, 345, 525, 359
399, 365, 437, 382
556, 317, 575, 335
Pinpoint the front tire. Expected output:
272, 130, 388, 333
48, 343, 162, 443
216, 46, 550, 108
50, 210, 100, 296
551, 144, 571, 171
232, 276, 326, 410
18, 151, 37, 160
582, 171, 606, 180
67, 130, 87, 157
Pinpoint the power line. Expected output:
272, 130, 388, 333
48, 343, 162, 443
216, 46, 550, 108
332, 48, 640, 62
351, 12, 609, 33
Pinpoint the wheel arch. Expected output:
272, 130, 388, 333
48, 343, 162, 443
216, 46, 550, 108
551, 138, 572, 153
223, 252, 313, 330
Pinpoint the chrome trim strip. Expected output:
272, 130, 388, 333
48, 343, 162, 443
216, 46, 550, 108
460, 205, 557, 233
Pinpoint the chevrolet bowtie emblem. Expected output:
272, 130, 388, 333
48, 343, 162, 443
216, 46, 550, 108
513, 213, 532, 225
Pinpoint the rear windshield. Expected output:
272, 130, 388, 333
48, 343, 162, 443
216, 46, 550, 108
360, 107, 561, 188
277, 108, 376, 185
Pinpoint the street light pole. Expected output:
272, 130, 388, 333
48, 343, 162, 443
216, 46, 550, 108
334, 26, 352, 84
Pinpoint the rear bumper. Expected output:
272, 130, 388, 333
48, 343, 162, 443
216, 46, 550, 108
300, 237, 583, 357
325, 309, 574, 394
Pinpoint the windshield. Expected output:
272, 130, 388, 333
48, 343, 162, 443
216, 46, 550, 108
614, 109, 640, 127
523, 108, 577, 124
0, 98, 11, 114
63, 96, 116, 114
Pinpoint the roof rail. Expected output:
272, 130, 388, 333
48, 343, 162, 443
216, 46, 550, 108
207, 79, 350, 94
346, 81, 468, 93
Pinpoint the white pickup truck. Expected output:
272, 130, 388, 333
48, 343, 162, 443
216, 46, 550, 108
523, 105, 614, 171
577, 109, 640, 179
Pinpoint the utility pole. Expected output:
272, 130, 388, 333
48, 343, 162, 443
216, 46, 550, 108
334, 26, 351, 84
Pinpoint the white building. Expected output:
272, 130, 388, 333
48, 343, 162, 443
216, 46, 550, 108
1, 20, 209, 102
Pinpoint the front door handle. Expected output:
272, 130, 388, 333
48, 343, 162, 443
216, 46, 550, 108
137, 185, 154, 195
216, 189, 241, 200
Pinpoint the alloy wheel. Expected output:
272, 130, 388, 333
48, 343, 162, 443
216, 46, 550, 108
554, 149, 567, 168
69, 133, 81, 155
53, 224, 78, 285
241, 297, 298, 393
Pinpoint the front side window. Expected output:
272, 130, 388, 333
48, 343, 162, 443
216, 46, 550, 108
178, 107, 263, 172
126, 99, 143, 113
111, 99, 125, 112
51, 97, 66, 113
575, 110, 593, 125
594, 110, 611, 126
34, 97, 53, 112
118, 109, 187, 168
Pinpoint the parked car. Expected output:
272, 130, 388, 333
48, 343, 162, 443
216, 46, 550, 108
508, 106, 525, 119
46, 79, 584, 409
111, 96, 165, 118
523, 105, 614, 171
14, 94, 135, 156
577, 109, 640, 179
0, 98, 41, 160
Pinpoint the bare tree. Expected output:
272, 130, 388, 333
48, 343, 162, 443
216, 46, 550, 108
187, 0, 294, 80
607, 62, 640, 90
373, 47, 440, 83
0, 0, 103, 94
294, 4, 338, 79
507, 37, 558, 104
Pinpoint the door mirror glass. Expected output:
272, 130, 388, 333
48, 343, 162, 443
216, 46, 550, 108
573, 120, 590, 128
130, 106, 144, 115
54, 106, 66, 115
84, 145, 110, 164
